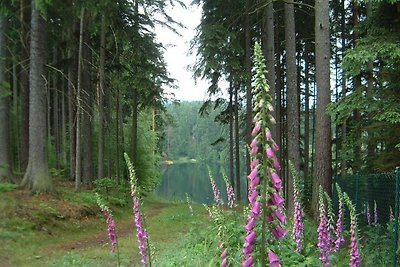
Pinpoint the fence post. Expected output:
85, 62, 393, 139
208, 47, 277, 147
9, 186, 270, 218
394, 167, 400, 267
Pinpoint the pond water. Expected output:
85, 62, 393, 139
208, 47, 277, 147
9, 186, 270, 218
156, 162, 247, 204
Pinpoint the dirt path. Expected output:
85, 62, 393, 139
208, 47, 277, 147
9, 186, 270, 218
49, 203, 169, 252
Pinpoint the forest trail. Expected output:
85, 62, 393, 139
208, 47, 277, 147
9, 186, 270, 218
45, 202, 169, 253
0, 186, 184, 267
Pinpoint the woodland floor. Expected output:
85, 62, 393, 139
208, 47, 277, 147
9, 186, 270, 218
0, 180, 199, 267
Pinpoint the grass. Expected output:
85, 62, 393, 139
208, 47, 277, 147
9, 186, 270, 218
0, 181, 209, 267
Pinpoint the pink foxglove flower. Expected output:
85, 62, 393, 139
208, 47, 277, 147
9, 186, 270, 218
343, 192, 362, 267
209, 170, 223, 206
268, 250, 281, 267
334, 190, 345, 251
290, 164, 304, 253
241, 43, 287, 266
317, 188, 331, 266
96, 194, 118, 254
125, 153, 150, 267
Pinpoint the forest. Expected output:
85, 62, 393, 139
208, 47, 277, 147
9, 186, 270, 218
0, 0, 400, 266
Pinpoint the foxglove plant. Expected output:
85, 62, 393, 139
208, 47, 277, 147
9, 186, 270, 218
242, 43, 286, 267
343, 192, 362, 267
374, 200, 378, 224
289, 161, 304, 253
334, 184, 345, 252
208, 168, 223, 206
125, 153, 151, 267
204, 204, 230, 267
366, 203, 371, 225
317, 187, 331, 266
96, 193, 119, 256
223, 173, 235, 208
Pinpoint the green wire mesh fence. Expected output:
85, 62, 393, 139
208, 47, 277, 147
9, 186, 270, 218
333, 167, 400, 267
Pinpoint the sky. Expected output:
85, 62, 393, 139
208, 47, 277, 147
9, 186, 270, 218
155, 2, 209, 101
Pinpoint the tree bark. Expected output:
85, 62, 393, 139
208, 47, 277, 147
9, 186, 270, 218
75, 7, 85, 191
20, 0, 30, 171
21, 0, 53, 193
68, 29, 77, 180
229, 80, 235, 190
284, 1, 300, 214
340, 0, 347, 176
234, 83, 241, 201
81, 32, 94, 185
98, 15, 105, 179
312, 0, 332, 219
262, 1, 276, 135
0, 15, 10, 180
244, 0, 252, 181
304, 43, 311, 200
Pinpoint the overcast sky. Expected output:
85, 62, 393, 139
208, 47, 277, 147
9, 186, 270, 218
155, 2, 209, 101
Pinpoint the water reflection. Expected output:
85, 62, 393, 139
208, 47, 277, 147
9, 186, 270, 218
157, 163, 247, 204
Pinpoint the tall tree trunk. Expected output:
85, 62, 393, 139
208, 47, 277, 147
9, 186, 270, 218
284, 1, 300, 214
262, 1, 276, 135
20, 0, 30, 171
98, 15, 105, 179
312, 0, 332, 219
75, 7, 85, 191
21, 0, 52, 193
340, 0, 347, 176
234, 83, 241, 201
229, 80, 235, 190
12, 56, 21, 172
366, 0, 375, 171
244, 0, 252, 180
61, 68, 67, 167
304, 43, 311, 201
131, 89, 138, 168
116, 86, 121, 182
352, 0, 362, 172
275, 17, 283, 178
82, 34, 94, 185
68, 30, 77, 180
52, 47, 60, 169
0, 15, 10, 180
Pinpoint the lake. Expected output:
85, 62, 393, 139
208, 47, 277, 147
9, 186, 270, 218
156, 162, 247, 204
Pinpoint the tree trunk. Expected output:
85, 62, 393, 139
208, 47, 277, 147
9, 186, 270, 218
116, 86, 121, 182
275, 18, 283, 178
61, 67, 67, 167
52, 47, 60, 169
262, 1, 276, 135
244, 0, 252, 180
132, 89, 138, 168
98, 15, 105, 179
352, 0, 362, 172
20, 0, 30, 171
0, 15, 10, 180
234, 83, 241, 201
284, 1, 300, 214
304, 43, 311, 201
68, 33, 77, 181
229, 80, 235, 189
82, 34, 94, 185
312, 0, 332, 219
21, 0, 53, 193
75, 7, 85, 191
340, 0, 347, 176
